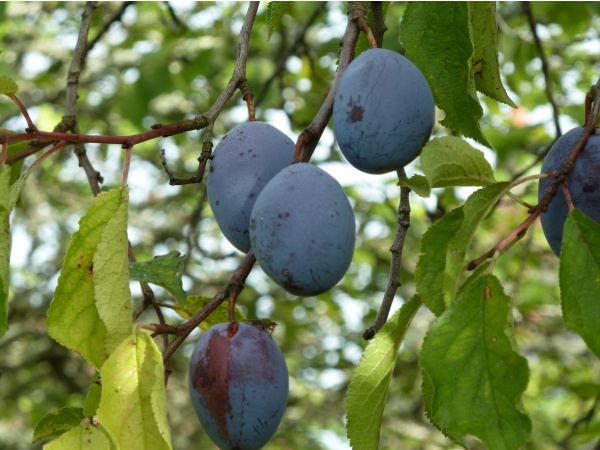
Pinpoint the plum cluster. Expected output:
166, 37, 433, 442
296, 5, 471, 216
538, 127, 600, 256
197, 47, 435, 449
188, 322, 288, 450
333, 48, 435, 174
207, 123, 356, 297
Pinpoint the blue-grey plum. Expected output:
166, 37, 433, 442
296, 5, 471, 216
249, 163, 355, 296
538, 127, 600, 256
207, 121, 295, 253
188, 321, 288, 450
333, 48, 435, 174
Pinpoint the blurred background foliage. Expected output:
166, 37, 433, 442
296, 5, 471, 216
0, 2, 599, 449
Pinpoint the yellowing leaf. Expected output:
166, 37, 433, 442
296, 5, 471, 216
94, 188, 132, 355
47, 189, 127, 369
97, 332, 173, 450
43, 421, 117, 450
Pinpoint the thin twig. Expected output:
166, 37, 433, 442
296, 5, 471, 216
294, 2, 362, 163
468, 79, 600, 270
364, 169, 411, 339
523, 2, 562, 137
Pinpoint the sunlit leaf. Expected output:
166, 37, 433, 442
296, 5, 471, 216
47, 189, 127, 369
559, 209, 600, 358
400, 2, 491, 147
346, 295, 422, 450
469, 2, 517, 107
129, 251, 187, 306
421, 136, 496, 188
420, 273, 531, 449
97, 332, 173, 450
32, 407, 84, 444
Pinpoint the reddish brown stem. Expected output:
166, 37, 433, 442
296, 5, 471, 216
467, 79, 600, 270
8, 94, 37, 132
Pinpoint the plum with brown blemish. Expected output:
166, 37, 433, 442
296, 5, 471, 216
188, 321, 288, 450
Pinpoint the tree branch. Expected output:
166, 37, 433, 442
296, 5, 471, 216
294, 2, 362, 163
364, 169, 411, 339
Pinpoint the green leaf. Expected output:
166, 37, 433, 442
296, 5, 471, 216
9, 173, 26, 210
420, 273, 531, 449
443, 182, 510, 308
97, 332, 173, 450
468, 2, 517, 107
47, 189, 127, 369
265, 1, 291, 41
43, 422, 117, 450
421, 136, 496, 188
559, 209, 600, 358
397, 174, 431, 198
32, 407, 84, 444
416, 207, 464, 316
399, 2, 491, 147
0, 75, 18, 95
0, 165, 12, 338
83, 372, 102, 417
94, 188, 132, 355
170, 295, 247, 330
129, 251, 187, 306
346, 295, 422, 450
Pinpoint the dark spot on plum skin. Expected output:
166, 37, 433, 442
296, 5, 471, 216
583, 184, 596, 193
350, 105, 364, 122
210, 166, 215, 172
249, 193, 255, 198
277, 212, 290, 219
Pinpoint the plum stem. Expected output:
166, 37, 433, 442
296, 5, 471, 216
160, 251, 257, 365
467, 78, 600, 271
364, 168, 411, 339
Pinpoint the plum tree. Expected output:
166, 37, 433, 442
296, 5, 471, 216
332, 48, 435, 174
538, 126, 600, 255
188, 321, 289, 450
207, 121, 295, 253
249, 163, 355, 296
